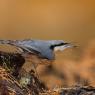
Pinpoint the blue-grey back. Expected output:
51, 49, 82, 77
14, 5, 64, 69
13, 40, 55, 60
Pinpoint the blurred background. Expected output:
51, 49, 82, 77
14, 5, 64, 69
0, 0, 95, 89
0, 0, 95, 45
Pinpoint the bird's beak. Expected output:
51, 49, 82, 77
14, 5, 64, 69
64, 43, 77, 48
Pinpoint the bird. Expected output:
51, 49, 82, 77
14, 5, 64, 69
0, 39, 75, 78
0, 39, 75, 61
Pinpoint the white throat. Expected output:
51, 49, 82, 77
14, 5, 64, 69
54, 45, 72, 52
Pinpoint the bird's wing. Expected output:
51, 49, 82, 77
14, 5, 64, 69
14, 44, 41, 54
14, 42, 55, 60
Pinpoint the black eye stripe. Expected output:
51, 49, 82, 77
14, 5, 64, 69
50, 43, 69, 49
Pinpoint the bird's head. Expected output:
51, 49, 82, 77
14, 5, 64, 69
48, 40, 75, 52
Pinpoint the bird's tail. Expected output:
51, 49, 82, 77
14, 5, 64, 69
0, 40, 13, 45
